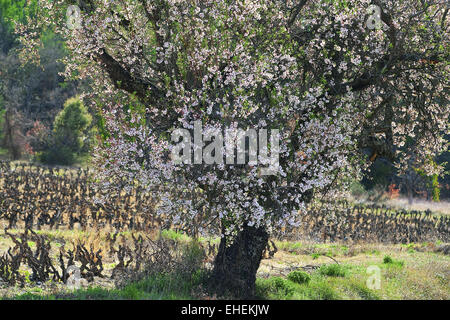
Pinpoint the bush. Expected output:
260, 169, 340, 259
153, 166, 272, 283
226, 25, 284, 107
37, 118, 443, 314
287, 270, 311, 284
38, 97, 94, 165
361, 159, 396, 190
39, 144, 76, 165
318, 264, 348, 277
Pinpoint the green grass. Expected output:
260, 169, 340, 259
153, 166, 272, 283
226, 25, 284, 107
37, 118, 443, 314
257, 242, 450, 300
5, 262, 376, 301
383, 255, 405, 268
318, 264, 349, 277
275, 241, 303, 253
1, 232, 448, 300
160, 229, 191, 242
256, 263, 349, 300
5, 270, 208, 300
256, 264, 384, 300
274, 241, 358, 258
255, 274, 342, 300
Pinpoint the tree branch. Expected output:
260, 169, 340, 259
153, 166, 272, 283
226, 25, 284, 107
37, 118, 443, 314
94, 49, 162, 103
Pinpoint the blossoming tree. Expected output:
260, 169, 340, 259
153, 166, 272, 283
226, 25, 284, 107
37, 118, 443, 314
21, 0, 449, 297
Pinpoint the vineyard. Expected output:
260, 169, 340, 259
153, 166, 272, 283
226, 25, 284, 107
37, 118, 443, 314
0, 0, 449, 304
0, 161, 162, 232
0, 161, 449, 292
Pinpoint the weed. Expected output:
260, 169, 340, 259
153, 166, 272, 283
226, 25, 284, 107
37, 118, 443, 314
383, 255, 404, 268
255, 277, 295, 299
287, 270, 311, 284
318, 264, 348, 277
311, 253, 320, 260
161, 229, 190, 242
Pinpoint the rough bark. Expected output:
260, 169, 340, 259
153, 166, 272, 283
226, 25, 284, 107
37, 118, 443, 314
211, 224, 269, 299
2, 108, 23, 160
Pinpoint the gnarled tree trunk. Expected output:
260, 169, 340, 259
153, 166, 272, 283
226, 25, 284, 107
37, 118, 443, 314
211, 223, 269, 298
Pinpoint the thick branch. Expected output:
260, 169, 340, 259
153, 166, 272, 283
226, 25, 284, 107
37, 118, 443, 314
288, 0, 309, 26
95, 49, 162, 103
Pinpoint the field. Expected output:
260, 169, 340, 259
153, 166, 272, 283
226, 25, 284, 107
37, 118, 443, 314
1, 233, 449, 300
0, 161, 449, 300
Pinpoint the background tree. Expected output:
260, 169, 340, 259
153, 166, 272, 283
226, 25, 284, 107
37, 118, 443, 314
0, 0, 81, 160
436, 136, 450, 199
1, 107, 26, 160
0, 0, 32, 53
37, 97, 94, 165
22, 0, 449, 297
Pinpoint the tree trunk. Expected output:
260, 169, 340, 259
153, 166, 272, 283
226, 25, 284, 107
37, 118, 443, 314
2, 108, 22, 160
407, 183, 414, 205
211, 223, 269, 298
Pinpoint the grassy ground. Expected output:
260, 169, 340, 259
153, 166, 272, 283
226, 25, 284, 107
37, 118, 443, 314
5, 271, 207, 300
1, 229, 448, 300
256, 241, 449, 300
1, 161, 448, 299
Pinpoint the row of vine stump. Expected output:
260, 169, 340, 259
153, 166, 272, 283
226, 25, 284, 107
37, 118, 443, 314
0, 161, 449, 287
